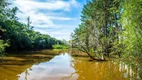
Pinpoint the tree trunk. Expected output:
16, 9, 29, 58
81, 46, 96, 60
104, 0, 109, 58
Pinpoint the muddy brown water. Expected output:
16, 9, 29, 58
0, 50, 140, 80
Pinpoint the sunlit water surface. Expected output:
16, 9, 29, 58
0, 50, 140, 80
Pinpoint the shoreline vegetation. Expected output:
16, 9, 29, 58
52, 44, 69, 49
0, 0, 65, 55
71, 0, 142, 65
70, 0, 142, 78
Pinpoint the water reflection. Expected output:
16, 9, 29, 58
18, 53, 78, 80
0, 51, 141, 80
74, 58, 128, 80
118, 61, 141, 80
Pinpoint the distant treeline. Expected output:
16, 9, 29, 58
0, 0, 64, 54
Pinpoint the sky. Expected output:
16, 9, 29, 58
11, 0, 87, 41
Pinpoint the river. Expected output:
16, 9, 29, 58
0, 50, 140, 80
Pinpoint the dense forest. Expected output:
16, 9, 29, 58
72, 0, 142, 65
0, 0, 64, 55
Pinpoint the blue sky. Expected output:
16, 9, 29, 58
12, 0, 87, 40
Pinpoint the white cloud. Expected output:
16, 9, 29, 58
13, 0, 79, 40
14, 0, 78, 12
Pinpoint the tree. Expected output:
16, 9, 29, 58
72, 0, 122, 60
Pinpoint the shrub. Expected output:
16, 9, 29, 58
52, 44, 68, 49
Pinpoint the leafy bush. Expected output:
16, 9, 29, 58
0, 40, 9, 56
52, 44, 68, 49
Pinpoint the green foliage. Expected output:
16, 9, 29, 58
53, 44, 68, 49
0, 40, 9, 56
0, 0, 64, 53
120, 0, 142, 63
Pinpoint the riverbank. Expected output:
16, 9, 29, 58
0, 49, 88, 65
0, 49, 121, 64
0, 49, 140, 80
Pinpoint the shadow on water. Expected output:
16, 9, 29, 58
0, 50, 141, 80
